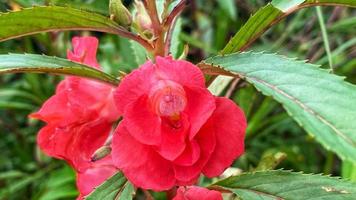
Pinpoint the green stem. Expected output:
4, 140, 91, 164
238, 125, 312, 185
323, 151, 335, 175
316, 6, 334, 72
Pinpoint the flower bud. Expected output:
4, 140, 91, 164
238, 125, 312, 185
134, 0, 154, 37
91, 145, 112, 162
109, 0, 132, 29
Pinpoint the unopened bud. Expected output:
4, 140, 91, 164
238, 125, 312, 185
134, 0, 154, 37
109, 0, 132, 28
91, 145, 112, 162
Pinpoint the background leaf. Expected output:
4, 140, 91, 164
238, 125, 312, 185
200, 52, 356, 163
217, 0, 237, 21
0, 54, 119, 85
221, 0, 356, 53
36, 166, 78, 200
213, 170, 356, 200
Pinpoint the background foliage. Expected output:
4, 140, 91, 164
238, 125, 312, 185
0, 0, 355, 199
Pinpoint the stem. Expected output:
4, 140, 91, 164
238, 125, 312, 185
162, 0, 173, 20
166, 187, 178, 200
164, 0, 187, 28
316, 6, 334, 72
143, 190, 154, 200
224, 78, 240, 98
164, 16, 178, 55
144, 0, 165, 57
113, 27, 154, 52
144, 0, 187, 57
144, 0, 162, 35
323, 151, 335, 175
164, 0, 187, 54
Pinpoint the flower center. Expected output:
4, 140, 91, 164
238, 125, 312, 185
149, 80, 187, 119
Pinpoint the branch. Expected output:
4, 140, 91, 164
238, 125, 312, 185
144, 0, 162, 35
163, 0, 187, 28
164, 0, 187, 55
113, 27, 154, 52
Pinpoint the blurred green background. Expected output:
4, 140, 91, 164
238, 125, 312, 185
0, 0, 355, 199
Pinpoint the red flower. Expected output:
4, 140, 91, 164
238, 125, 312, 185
31, 36, 119, 199
173, 186, 223, 200
112, 57, 246, 191
30, 36, 119, 172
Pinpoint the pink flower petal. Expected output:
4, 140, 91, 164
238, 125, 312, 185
70, 119, 113, 172
62, 78, 118, 121
173, 119, 216, 182
203, 97, 246, 177
155, 56, 205, 88
37, 119, 112, 172
155, 113, 190, 160
29, 90, 81, 126
77, 157, 118, 198
173, 140, 200, 166
67, 36, 100, 68
173, 186, 223, 200
183, 86, 216, 139
123, 95, 162, 145
36, 125, 69, 159
114, 61, 156, 114
112, 125, 175, 191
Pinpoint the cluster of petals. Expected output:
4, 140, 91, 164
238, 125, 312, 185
31, 36, 247, 197
31, 37, 118, 198
112, 56, 247, 190
173, 186, 223, 200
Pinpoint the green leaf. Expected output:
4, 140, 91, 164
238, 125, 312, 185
328, 16, 356, 33
0, 171, 24, 180
0, 6, 126, 42
221, 0, 356, 53
0, 88, 42, 104
212, 170, 356, 200
342, 160, 356, 182
0, 101, 34, 110
200, 52, 356, 163
85, 172, 135, 200
0, 54, 119, 85
130, 40, 148, 67
0, 170, 47, 199
271, 0, 305, 12
38, 166, 78, 200
218, 0, 237, 20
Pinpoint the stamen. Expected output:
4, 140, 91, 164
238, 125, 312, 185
149, 80, 187, 118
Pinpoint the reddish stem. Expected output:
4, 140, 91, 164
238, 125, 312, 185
163, 0, 187, 55
144, 0, 166, 57
166, 187, 178, 200
113, 27, 154, 52
163, 0, 187, 28
144, 0, 162, 35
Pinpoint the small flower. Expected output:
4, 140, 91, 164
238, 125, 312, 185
173, 186, 223, 200
30, 36, 119, 172
112, 57, 246, 190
